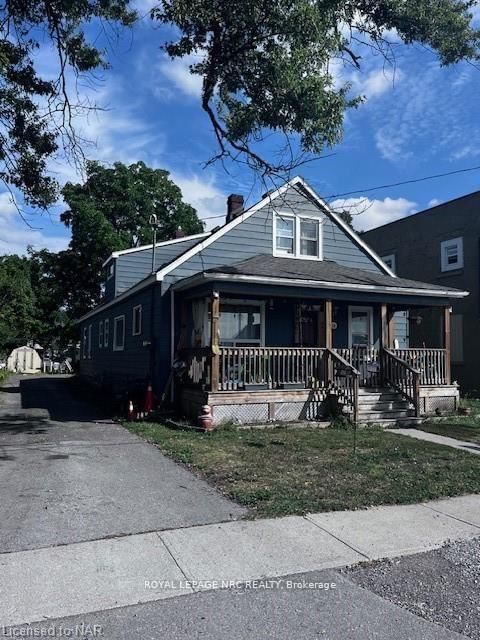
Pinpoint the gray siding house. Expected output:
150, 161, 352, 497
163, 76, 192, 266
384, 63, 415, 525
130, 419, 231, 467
364, 190, 480, 393
77, 177, 466, 425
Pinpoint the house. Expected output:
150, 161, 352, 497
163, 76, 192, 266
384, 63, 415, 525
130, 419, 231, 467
363, 190, 480, 393
77, 177, 467, 425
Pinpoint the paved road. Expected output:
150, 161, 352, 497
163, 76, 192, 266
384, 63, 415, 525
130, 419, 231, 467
0, 375, 245, 553
5, 568, 467, 639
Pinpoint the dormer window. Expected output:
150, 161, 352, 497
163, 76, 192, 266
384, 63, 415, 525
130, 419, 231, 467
274, 213, 322, 260
106, 262, 114, 280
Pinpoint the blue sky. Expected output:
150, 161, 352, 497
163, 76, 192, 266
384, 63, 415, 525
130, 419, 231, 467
1, 3, 480, 256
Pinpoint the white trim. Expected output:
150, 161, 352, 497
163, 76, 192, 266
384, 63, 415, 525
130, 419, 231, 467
98, 320, 104, 348
101, 233, 209, 268
441, 236, 463, 272
113, 315, 125, 351
348, 306, 374, 348
172, 271, 469, 298
106, 263, 114, 280
132, 304, 142, 336
381, 254, 396, 274
220, 298, 266, 346
87, 325, 92, 359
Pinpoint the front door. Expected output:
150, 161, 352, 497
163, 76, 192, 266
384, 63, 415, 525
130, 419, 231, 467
297, 306, 319, 347
348, 306, 377, 386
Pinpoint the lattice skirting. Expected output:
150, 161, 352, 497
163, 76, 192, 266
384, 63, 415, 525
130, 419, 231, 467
419, 385, 459, 416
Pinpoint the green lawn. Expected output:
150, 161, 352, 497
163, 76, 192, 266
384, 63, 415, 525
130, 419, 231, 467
420, 399, 480, 445
125, 422, 480, 518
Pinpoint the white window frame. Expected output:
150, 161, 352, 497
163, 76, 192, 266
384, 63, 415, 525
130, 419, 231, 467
441, 237, 463, 272
104, 319, 110, 348
98, 321, 104, 348
273, 212, 322, 260
219, 298, 266, 346
82, 327, 87, 359
87, 324, 92, 359
132, 305, 142, 336
348, 306, 374, 348
381, 254, 396, 273
113, 315, 125, 352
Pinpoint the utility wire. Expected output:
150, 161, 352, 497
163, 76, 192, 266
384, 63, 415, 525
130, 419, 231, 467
200, 163, 480, 220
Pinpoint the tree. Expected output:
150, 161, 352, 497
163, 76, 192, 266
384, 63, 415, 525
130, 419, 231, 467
337, 209, 354, 229
0, 255, 37, 355
59, 161, 204, 316
153, 0, 480, 177
0, 1, 135, 208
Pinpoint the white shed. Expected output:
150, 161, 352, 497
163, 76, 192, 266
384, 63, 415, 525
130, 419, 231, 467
7, 346, 42, 373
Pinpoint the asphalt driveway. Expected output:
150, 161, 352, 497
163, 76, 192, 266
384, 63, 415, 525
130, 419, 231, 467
0, 375, 245, 553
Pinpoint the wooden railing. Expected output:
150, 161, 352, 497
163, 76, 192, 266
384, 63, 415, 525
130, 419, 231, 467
390, 348, 448, 385
335, 346, 381, 387
381, 348, 420, 416
178, 347, 211, 388
325, 348, 360, 423
218, 347, 326, 391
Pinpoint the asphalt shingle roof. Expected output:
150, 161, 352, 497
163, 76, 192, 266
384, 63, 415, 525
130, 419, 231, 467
205, 255, 465, 294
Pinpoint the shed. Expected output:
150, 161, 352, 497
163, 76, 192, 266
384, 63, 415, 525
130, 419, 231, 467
7, 346, 42, 373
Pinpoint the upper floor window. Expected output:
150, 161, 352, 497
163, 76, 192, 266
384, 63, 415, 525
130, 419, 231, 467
106, 262, 114, 280
98, 321, 104, 348
274, 213, 321, 260
113, 315, 125, 351
441, 237, 463, 272
87, 325, 92, 359
132, 305, 142, 336
382, 254, 396, 273
82, 327, 87, 359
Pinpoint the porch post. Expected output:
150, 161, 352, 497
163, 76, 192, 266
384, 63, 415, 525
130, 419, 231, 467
387, 309, 396, 349
443, 306, 451, 385
324, 300, 333, 349
210, 292, 220, 392
380, 304, 389, 350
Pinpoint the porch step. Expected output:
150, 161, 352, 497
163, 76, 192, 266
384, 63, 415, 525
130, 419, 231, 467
357, 410, 415, 421
355, 386, 416, 424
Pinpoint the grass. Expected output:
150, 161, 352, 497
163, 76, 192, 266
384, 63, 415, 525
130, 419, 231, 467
125, 421, 480, 518
419, 398, 480, 445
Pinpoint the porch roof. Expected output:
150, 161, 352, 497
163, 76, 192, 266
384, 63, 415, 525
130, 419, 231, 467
172, 255, 468, 300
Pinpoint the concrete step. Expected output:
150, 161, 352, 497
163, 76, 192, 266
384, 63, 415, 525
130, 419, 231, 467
360, 417, 423, 427
357, 410, 414, 421
358, 400, 410, 409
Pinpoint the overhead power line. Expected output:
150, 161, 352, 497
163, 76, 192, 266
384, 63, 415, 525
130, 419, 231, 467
200, 163, 480, 221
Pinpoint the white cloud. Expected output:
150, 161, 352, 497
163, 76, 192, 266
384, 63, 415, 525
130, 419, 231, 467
330, 196, 417, 231
170, 172, 227, 229
428, 198, 442, 208
352, 68, 401, 99
159, 55, 203, 99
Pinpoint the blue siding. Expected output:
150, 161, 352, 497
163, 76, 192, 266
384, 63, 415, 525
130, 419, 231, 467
115, 236, 205, 295
163, 186, 382, 291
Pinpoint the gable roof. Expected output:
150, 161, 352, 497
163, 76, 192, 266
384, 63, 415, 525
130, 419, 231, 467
153, 176, 396, 282
173, 255, 468, 299
101, 232, 210, 268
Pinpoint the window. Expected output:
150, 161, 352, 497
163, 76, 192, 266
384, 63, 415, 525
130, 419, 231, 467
82, 327, 87, 359
274, 213, 322, 259
275, 217, 295, 254
382, 254, 396, 273
451, 314, 463, 363
98, 321, 104, 348
300, 220, 319, 257
441, 237, 463, 272
348, 306, 373, 347
132, 305, 142, 336
113, 315, 125, 351
104, 319, 110, 348
219, 301, 264, 346
87, 325, 92, 359
106, 262, 114, 280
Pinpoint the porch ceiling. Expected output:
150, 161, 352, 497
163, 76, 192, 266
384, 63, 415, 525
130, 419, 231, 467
172, 255, 468, 304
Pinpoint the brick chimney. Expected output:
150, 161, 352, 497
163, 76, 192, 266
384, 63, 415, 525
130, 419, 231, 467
226, 194, 244, 223
174, 226, 185, 238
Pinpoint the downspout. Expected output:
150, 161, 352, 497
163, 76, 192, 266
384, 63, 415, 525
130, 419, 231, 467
170, 288, 175, 403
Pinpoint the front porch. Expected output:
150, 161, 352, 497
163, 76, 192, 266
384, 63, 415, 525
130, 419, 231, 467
172, 285, 459, 425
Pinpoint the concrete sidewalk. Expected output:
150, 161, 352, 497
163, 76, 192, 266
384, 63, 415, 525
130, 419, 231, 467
1, 494, 480, 628
389, 427, 480, 455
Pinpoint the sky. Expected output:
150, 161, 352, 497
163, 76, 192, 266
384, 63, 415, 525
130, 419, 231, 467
1, 3, 480, 256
